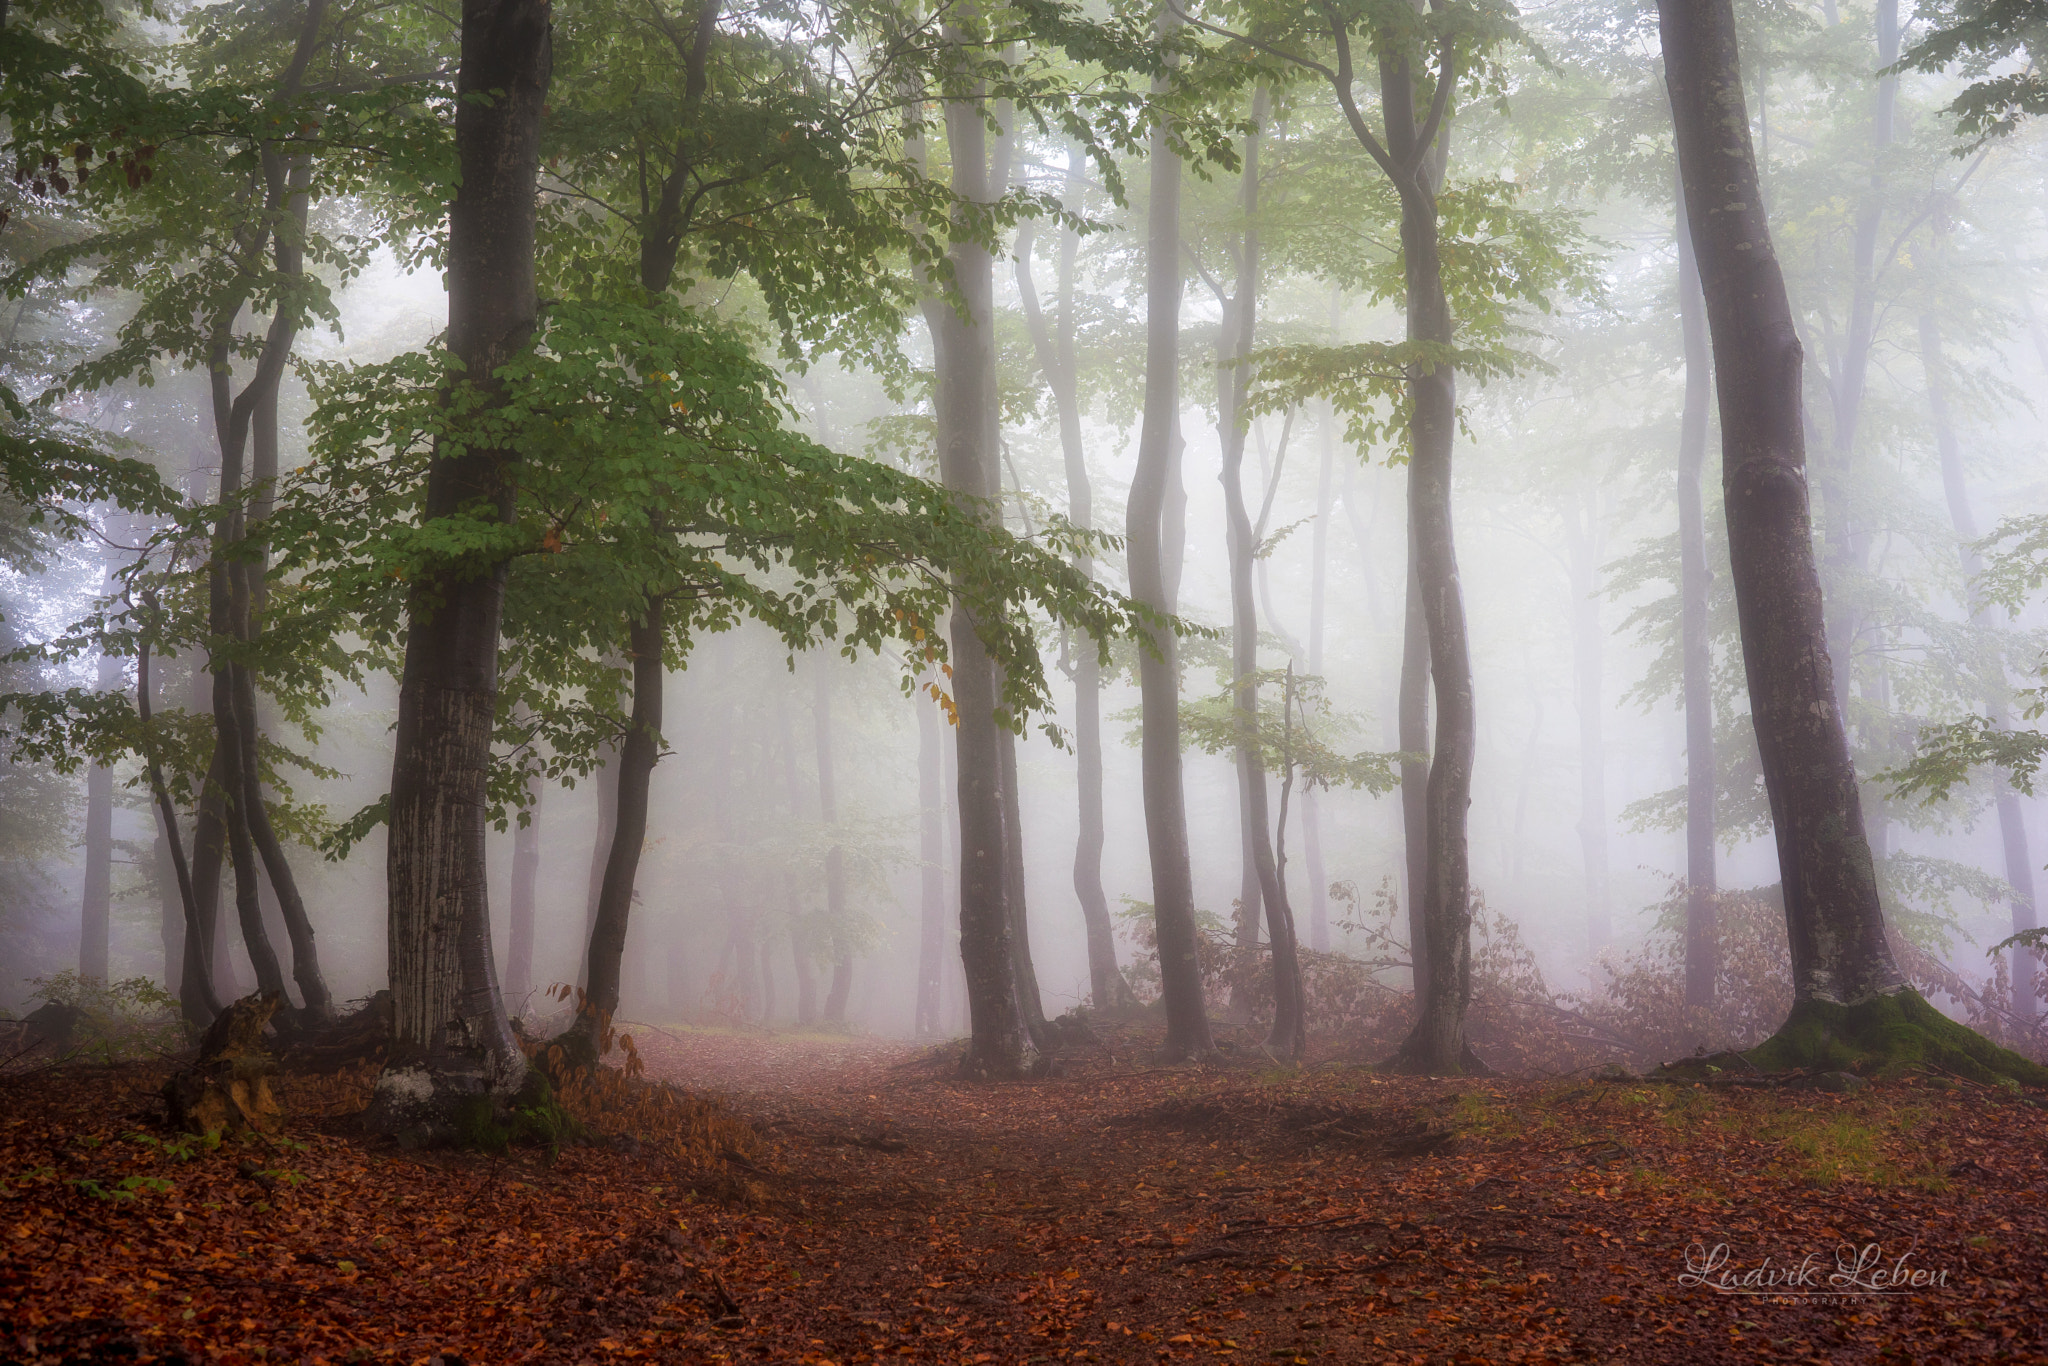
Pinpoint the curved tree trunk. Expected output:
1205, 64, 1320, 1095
1660, 0, 1904, 1010
371, 0, 551, 1132
580, 603, 664, 1042
1128, 5, 1214, 1063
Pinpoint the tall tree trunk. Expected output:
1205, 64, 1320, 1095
813, 661, 855, 1025
1397, 537, 1430, 995
579, 738, 619, 988
1216, 87, 1303, 1054
1302, 402, 1336, 953
914, 691, 947, 1037
1564, 482, 1610, 951
1353, 40, 1477, 1075
507, 769, 541, 1008
1013, 145, 1128, 1013
1128, 4, 1215, 1063
997, 727, 1050, 1045
1676, 171, 1719, 1010
372, 0, 550, 1129
1818, 0, 1900, 725
138, 638, 218, 1027
1924, 311, 2039, 1023
1660, 0, 1905, 1010
921, 56, 1028, 1077
580, 604, 663, 1042
79, 650, 120, 980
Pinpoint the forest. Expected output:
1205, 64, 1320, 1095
4, 0, 2048, 1361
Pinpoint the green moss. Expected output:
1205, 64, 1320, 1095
1744, 989, 2048, 1085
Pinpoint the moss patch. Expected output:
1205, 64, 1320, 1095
1744, 989, 2048, 1086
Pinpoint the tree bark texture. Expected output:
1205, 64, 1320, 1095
1660, 0, 1905, 1008
1676, 175, 1719, 1009
1923, 311, 2039, 1022
1128, 9, 1215, 1063
1302, 408, 1336, 953
376, 0, 550, 1123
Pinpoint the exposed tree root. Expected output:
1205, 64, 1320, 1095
1744, 989, 2048, 1086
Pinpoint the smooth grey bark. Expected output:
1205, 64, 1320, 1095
1397, 516, 1430, 994
814, 661, 855, 1025
1676, 173, 1718, 1009
1013, 145, 1128, 1013
1129, 6, 1215, 1063
1923, 311, 2039, 1023
1311, 28, 1477, 1073
1213, 87, 1304, 1055
79, 650, 120, 980
914, 690, 947, 1037
996, 726, 1050, 1046
372, 0, 550, 1125
1562, 481, 1610, 951
919, 58, 1028, 1077
507, 769, 541, 1008
1660, 0, 1905, 1007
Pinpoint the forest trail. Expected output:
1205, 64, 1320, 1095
4, 1027, 2045, 1364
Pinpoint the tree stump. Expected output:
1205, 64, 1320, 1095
163, 991, 285, 1136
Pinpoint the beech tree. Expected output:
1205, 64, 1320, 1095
1660, 0, 2044, 1080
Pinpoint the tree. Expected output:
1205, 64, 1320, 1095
366, 0, 553, 1134
1659, 0, 2045, 1082
1128, 1, 1215, 1065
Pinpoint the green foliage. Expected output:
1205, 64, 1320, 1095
20, 972, 183, 1062
1897, 0, 2048, 143
1178, 667, 1402, 796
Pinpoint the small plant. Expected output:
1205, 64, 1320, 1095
20, 973, 183, 1064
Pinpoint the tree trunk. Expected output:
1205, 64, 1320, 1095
914, 692, 946, 1037
1564, 482, 1610, 952
579, 737, 619, 988
1675, 172, 1718, 1010
371, 0, 550, 1131
1127, 7, 1215, 1064
1660, 0, 1904, 1010
1215, 86, 1303, 1054
997, 726, 1050, 1045
1302, 401, 1336, 953
79, 651, 120, 980
580, 603, 663, 1041
1013, 144, 1128, 1013
507, 769, 541, 1008
1364, 44, 1477, 1075
139, 640, 219, 1028
1817, 0, 1900, 725
921, 59, 1028, 1077
1397, 537, 1430, 995
1924, 311, 2039, 1023
813, 661, 855, 1026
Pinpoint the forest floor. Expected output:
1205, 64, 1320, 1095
4, 1021, 2046, 1365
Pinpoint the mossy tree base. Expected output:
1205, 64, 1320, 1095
1744, 989, 2048, 1086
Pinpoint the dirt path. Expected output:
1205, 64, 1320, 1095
5, 1026, 2045, 1364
